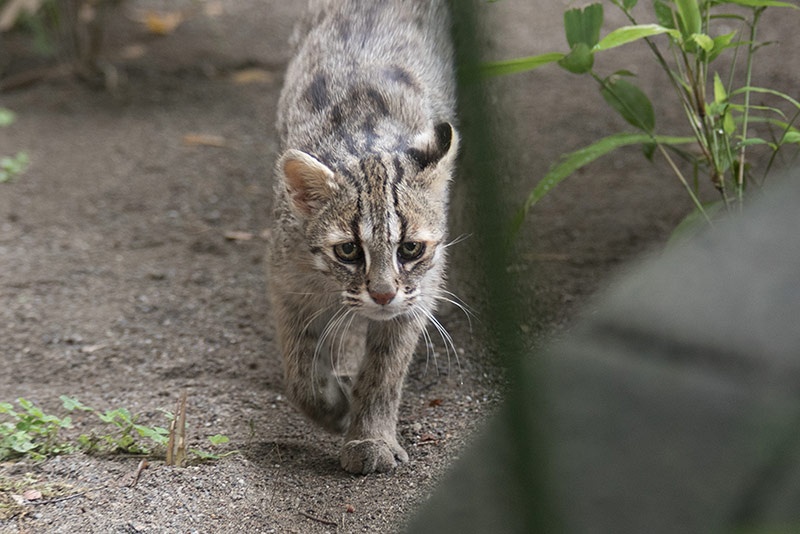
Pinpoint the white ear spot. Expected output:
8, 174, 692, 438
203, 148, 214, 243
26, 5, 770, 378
406, 123, 458, 199
408, 122, 458, 170
279, 149, 337, 217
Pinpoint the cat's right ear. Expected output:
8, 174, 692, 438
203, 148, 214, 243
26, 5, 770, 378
278, 149, 338, 217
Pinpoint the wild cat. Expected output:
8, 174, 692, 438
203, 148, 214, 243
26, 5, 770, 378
269, 0, 458, 474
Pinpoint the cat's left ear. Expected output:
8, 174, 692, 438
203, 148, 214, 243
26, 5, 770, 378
278, 149, 339, 218
407, 122, 459, 171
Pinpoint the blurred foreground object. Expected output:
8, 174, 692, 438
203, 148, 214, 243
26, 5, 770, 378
408, 166, 800, 533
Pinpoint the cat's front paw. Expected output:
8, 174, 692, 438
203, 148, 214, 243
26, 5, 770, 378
340, 438, 409, 475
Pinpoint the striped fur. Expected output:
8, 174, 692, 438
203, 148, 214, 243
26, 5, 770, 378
268, 0, 457, 474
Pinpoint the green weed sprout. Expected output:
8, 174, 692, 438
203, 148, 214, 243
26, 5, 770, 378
0, 108, 29, 183
61, 396, 170, 455
0, 399, 74, 460
0, 396, 232, 462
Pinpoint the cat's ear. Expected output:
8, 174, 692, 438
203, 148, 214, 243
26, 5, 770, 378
278, 149, 338, 217
407, 122, 459, 171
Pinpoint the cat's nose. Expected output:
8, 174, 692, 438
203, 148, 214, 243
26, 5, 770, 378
369, 291, 396, 306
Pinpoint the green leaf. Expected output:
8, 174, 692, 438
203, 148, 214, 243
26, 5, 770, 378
611, 0, 640, 8
510, 133, 695, 235
642, 142, 657, 160
61, 396, 93, 412
654, 0, 676, 29
708, 31, 739, 62
564, 3, 604, 48
675, 0, 702, 37
558, 43, 594, 74
0, 152, 29, 183
135, 425, 169, 444
713, 72, 728, 104
190, 449, 220, 460
10, 433, 37, 454
746, 116, 799, 132
721, 0, 798, 7
110, 408, 133, 423
97, 410, 118, 424
208, 434, 230, 446
667, 201, 724, 246
739, 137, 776, 148
594, 24, 678, 51
481, 52, 564, 77
729, 102, 787, 119
600, 76, 655, 132
0, 108, 15, 127
723, 112, 736, 136
689, 33, 714, 52
731, 86, 800, 111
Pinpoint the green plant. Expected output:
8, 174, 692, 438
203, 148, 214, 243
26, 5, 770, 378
61, 396, 170, 455
0, 108, 16, 127
0, 396, 232, 462
0, 108, 29, 183
62, 396, 233, 460
0, 399, 74, 460
484, 0, 800, 234
191, 434, 235, 461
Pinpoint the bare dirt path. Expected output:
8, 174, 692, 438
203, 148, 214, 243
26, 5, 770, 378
1, 1, 797, 532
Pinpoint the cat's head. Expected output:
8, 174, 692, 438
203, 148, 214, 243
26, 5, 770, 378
277, 122, 458, 321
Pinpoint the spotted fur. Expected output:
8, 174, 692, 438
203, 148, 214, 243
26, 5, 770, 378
269, 0, 458, 474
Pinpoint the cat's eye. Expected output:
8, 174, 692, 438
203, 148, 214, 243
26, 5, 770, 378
334, 242, 363, 263
397, 241, 425, 262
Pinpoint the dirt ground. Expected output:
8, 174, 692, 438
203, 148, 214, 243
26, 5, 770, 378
1, 1, 797, 533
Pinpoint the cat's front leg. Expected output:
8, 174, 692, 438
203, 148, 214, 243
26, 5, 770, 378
278, 305, 353, 434
340, 317, 421, 474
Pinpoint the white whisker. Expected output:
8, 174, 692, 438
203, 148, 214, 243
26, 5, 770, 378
439, 289, 475, 313
310, 306, 350, 401
316, 307, 349, 369
300, 303, 337, 337
411, 308, 437, 376
443, 233, 472, 249
435, 290, 476, 332
331, 308, 357, 399
419, 306, 462, 383
284, 289, 342, 297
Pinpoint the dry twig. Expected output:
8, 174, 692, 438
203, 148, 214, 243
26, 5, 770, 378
166, 391, 188, 466
129, 459, 149, 488
25, 491, 87, 506
299, 510, 339, 528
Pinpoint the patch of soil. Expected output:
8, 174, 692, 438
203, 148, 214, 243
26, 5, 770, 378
1, 1, 797, 532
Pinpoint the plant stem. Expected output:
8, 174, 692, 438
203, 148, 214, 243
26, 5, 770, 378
737, 8, 764, 209
658, 143, 711, 225
763, 108, 800, 182
619, 2, 725, 203
619, 6, 688, 107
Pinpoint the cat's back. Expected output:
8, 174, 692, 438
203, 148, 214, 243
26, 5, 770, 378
277, 0, 455, 158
